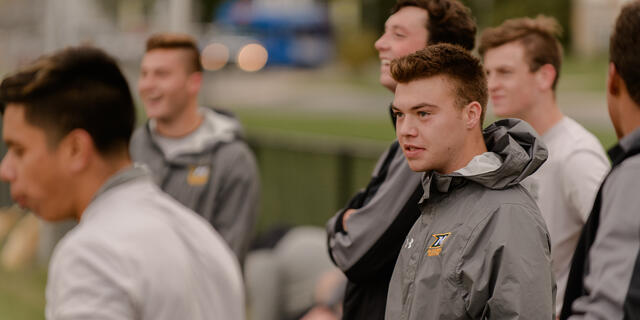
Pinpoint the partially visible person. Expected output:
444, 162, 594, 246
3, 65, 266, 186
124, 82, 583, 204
131, 33, 259, 265
0, 46, 244, 320
480, 16, 610, 313
561, 1, 640, 319
386, 44, 554, 319
326, 1, 476, 318
0, 206, 38, 270
245, 225, 345, 320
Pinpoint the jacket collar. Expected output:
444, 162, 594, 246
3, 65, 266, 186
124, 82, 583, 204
609, 126, 640, 166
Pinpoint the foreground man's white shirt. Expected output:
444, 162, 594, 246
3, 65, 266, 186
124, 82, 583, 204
45, 166, 245, 320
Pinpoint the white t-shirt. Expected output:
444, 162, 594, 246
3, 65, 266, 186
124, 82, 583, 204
521, 117, 610, 314
45, 167, 245, 320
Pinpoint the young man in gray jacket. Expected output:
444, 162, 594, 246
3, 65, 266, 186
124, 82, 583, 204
386, 44, 555, 319
326, 1, 476, 318
0, 47, 244, 319
130, 33, 260, 265
561, 2, 640, 318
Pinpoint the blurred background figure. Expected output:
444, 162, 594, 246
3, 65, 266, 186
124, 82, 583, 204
245, 226, 346, 320
131, 33, 260, 265
480, 15, 610, 314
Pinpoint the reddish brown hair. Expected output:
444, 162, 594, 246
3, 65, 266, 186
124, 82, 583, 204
391, 43, 488, 123
391, 0, 476, 51
479, 15, 563, 90
146, 33, 202, 73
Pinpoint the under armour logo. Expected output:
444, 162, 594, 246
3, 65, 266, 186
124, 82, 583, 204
404, 237, 414, 249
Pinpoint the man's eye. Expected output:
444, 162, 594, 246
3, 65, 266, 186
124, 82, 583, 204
394, 33, 406, 39
11, 147, 24, 158
394, 112, 404, 118
418, 111, 429, 117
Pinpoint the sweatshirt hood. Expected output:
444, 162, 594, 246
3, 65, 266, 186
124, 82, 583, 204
148, 107, 244, 160
422, 118, 548, 199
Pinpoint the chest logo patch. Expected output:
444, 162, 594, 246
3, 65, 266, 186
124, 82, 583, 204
187, 165, 210, 186
427, 233, 451, 256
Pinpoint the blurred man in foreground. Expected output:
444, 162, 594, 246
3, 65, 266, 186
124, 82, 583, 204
386, 44, 554, 319
561, 1, 640, 318
326, 1, 476, 318
0, 46, 244, 320
131, 33, 259, 265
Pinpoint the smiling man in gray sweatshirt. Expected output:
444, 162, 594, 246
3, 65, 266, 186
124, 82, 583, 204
386, 44, 555, 319
130, 33, 259, 265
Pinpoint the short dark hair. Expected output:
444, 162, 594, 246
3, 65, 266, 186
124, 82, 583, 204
391, 0, 476, 51
0, 46, 135, 154
146, 33, 203, 73
610, 1, 640, 106
391, 43, 488, 124
479, 15, 563, 90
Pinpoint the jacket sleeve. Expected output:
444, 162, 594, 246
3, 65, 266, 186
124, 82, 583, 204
326, 143, 422, 282
567, 159, 640, 320
462, 203, 556, 319
210, 142, 260, 266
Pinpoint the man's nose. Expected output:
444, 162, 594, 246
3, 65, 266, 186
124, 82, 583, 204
375, 34, 388, 52
0, 154, 16, 183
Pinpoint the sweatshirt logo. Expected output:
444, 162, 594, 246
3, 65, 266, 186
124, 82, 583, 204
187, 165, 211, 186
427, 233, 451, 256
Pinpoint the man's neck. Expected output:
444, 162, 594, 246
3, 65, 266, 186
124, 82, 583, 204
155, 102, 203, 138
74, 155, 133, 220
518, 96, 564, 136
441, 130, 488, 174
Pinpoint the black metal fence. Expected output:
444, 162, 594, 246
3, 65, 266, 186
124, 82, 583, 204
247, 130, 388, 231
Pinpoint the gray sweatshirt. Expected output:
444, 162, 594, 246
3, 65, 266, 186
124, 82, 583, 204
386, 119, 556, 320
130, 107, 260, 265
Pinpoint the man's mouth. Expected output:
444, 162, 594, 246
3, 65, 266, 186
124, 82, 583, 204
145, 94, 163, 105
403, 144, 425, 157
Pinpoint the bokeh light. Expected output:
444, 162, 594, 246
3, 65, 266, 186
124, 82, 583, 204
201, 43, 229, 71
237, 43, 268, 72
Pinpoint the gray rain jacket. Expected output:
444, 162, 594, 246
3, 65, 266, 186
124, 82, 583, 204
130, 107, 260, 265
386, 119, 555, 320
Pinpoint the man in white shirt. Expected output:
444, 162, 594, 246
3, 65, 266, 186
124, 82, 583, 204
0, 46, 244, 320
480, 16, 610, 314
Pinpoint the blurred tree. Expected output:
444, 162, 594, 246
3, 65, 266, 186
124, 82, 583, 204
199, 0, 225, 22
460, 0, 571, 45
361, 0, 395, 33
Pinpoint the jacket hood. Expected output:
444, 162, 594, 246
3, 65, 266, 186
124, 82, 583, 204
423, 118, 547, 198
147, 107, 244, 160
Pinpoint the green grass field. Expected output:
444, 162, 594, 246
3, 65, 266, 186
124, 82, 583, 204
0, 267, 46, 319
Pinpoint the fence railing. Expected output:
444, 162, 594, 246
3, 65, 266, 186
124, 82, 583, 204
246, 129, 389, 230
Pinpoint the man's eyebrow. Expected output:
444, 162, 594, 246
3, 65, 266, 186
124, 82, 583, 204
410, 103, 439, 110
391, 103, 439, 111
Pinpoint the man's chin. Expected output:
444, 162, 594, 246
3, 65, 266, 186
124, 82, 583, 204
407, 160, 428, 173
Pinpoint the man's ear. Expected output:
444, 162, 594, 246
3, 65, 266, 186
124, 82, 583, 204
464, 101, 483, 130
58, 129, 94, 173
535, 64, 556, 91
187, 72, 203, 95
608, 62, 621, 97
